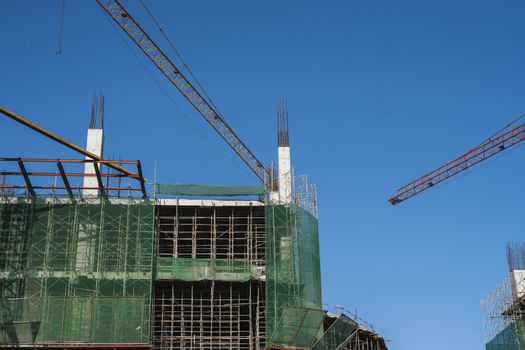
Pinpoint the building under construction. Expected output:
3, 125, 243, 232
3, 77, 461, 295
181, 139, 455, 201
1, 2, 389, 349
482, 242, 525, 350
0, 99, 388, 350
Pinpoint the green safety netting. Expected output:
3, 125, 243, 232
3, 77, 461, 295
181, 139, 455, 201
265, 203, 324, 348
156, 183, 265, 197
312, 314, 358, 350
0, 297, 150, 344
0, 194, 361, 349
156, 257, 263, 282
271, 306, 325, 348
0, 198, 155, 345
486, 320, 525, 350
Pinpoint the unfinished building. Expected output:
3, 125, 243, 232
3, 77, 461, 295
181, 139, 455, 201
154, 199, 266, 349
0, 100, 389, 349
0, 0, 394, 348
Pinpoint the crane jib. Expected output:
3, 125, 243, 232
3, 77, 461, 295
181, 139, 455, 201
389, 122, 525, 205
96, 0, 269, 184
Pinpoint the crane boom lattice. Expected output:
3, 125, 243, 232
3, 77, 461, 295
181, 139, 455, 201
96, 0, 268, 183
390, 121, 525, 205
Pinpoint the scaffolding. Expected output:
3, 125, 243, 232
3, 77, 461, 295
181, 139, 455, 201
481, 243, 525, 350
0, 176, 390, 350
153, 281, 265, 350
481, 276, 525, 350
309, 304, 388, 350
156, 205, 265, 264
341, 329, 388, 350
153, 203, 266, 350
0, 196, 155, 345
265, 173, 324, 348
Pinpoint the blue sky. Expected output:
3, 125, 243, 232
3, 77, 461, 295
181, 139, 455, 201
2, 1, 525, 349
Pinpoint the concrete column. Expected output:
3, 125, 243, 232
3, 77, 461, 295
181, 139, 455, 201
82, 128, 104, 197
510, 269, 525, 300
278, 146, 291, 203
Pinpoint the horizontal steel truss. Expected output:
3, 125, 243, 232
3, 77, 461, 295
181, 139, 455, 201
0, 158, 147, 199
389, 121, 525, 205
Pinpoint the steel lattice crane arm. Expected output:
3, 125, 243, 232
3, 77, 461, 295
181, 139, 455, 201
96, 0, 268, 183
389, 121, 525, 205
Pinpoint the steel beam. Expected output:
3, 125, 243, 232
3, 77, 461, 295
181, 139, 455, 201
17, 160, 35, 197
93, 162, 105, 197
136, 160, 147, 199
0, 106, 144, 180
57, 161, 75, 201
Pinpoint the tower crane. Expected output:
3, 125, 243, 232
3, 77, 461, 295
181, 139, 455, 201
389, 117, 525, 205
95, 0, 270, 185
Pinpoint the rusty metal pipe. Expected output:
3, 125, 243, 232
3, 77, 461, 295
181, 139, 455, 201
0, 106, 146, 180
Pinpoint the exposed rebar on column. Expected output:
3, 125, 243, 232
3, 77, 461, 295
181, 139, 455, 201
89, 90, 105, 130
276, 100, 292, 203
277, 100, 289, 147
84, 91, 105, 197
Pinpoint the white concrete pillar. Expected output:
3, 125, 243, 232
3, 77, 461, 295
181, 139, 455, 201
82, 128, 104, 197
511, 269, 525, 300
278, 146, 292, 203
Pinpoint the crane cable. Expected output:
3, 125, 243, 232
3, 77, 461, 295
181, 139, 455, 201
101, 10, 257, 181
56, 0, 65, 55
486, 113, 525, 141
399, 114, 525, 204
138, 0, 225, 120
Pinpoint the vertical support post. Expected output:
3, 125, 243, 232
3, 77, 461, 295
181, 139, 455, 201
277, 100, 292, 204
83, 126, 104, 198
93, 162, 105, 197
137, 160, 147, 199
175, 200, 179, 258
192, 208, 197, 259
249, 281, 253, 349
212, 206, 216, 260
57, 161, 74, 201
18, 160, 35, 197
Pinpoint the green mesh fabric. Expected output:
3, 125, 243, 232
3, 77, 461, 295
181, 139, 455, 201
312, 314, 358, 350
0, 202, 33, 301
265, 203, 323, 348
156, 257, 262, 281
156, 183, 265, 197
270, 306, 325, 348
486, 320, 525, 350
0, 198, 155, 345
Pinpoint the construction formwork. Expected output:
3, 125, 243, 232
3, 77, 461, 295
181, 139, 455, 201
0, 197, 155, 346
